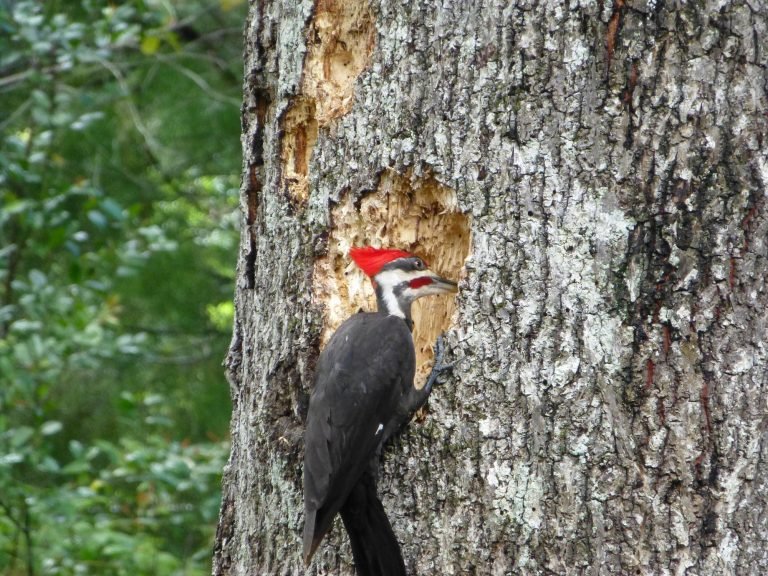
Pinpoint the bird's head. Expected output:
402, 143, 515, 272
349, 246, 458, 320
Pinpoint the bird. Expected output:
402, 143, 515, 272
302, 246, 458, 575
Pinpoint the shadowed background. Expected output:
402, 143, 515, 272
0, 1, 246, 573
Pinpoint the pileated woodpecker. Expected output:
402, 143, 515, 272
303, 246, 458, 575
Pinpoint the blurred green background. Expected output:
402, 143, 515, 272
0, 0, 246, 573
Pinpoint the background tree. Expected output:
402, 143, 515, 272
216, 0, 768, 574
0, 1, 245, 573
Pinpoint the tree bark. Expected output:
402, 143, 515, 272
214, 0, 768, 574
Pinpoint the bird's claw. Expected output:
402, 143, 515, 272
425, 334, 455, 391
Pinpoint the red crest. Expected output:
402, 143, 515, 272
349, 246, 413, 277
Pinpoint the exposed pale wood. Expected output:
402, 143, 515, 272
313, 168, 471, 384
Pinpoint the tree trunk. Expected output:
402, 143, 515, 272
213, 0, 768, 574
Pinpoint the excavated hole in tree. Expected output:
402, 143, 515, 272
280, 0, 375, 205
314, 169, 471, 386
281, 98, 319, 204
306, 0, 375, 125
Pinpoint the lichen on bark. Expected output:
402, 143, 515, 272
215, 0, 768, 574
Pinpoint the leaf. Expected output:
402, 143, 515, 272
69, 439, 85, 457
3, 199, 31, 216
62, 460, 91, 475
8, 426, 34, 447
140, 35, 160, 55
41, 420, 64, 435
143, 394, 164, 406
0, 305, 15, 323
220, 0, 245, 11
39, 456, 61, 472
206, 301, 234, 331
10, 319, 43, 333
29, 269, 47, 288
87, 209, 107, 229
100, 198, 125, 221
0, 453, 24, 466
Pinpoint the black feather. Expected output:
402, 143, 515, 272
303, 312, 416, 567
340, 469, 406, 576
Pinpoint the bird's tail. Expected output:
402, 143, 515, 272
339, 471, 407, 576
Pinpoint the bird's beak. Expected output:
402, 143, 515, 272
428, 272, 459, 294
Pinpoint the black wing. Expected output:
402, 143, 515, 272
303, 312, 415, 562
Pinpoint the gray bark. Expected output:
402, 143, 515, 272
214, 0, 768, 574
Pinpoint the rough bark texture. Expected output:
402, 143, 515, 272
214, 0, 768, 574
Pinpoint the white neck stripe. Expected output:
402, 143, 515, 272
380, 286, 405, 318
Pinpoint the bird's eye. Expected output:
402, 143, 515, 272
414, 259, 424, 270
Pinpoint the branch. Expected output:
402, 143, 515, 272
154, 54, 240, 107
94, 57, 162, 158
23, 501, 34, 576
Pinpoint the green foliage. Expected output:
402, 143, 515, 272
0, 0, 245, 573
0, 396, 226, 575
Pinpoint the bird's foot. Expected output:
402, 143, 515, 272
424, 334, 456, 393
408, 335, 458, 416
